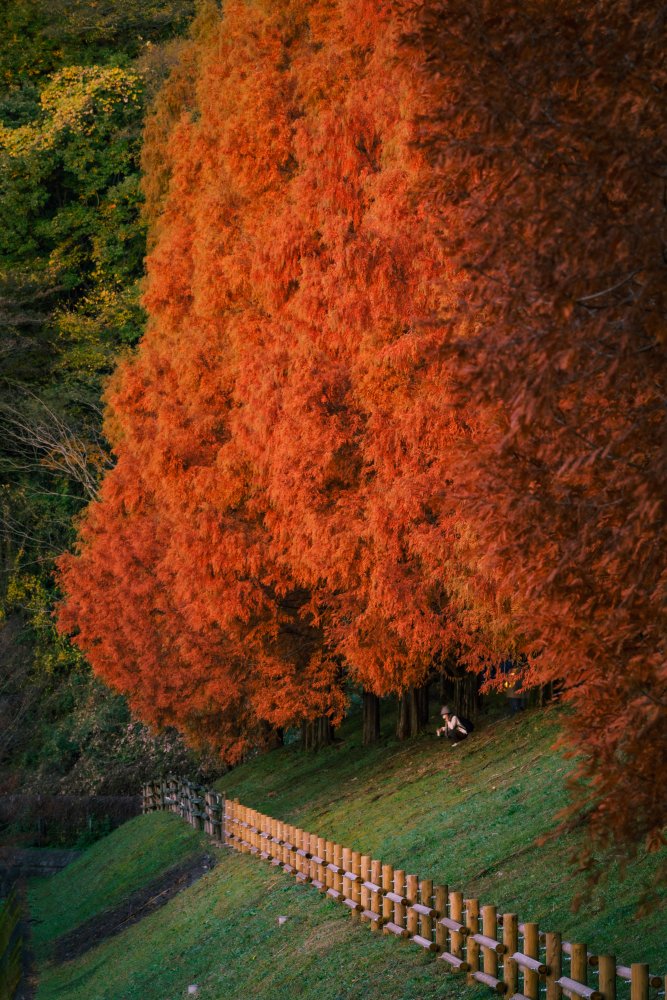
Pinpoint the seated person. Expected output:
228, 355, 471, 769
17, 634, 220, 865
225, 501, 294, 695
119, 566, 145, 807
436, 705, 472, 744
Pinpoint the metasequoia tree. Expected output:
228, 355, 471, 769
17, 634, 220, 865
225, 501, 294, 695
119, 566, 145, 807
231, 2, 501, 720
410, 0, 667, 866
59, 0, 498, 754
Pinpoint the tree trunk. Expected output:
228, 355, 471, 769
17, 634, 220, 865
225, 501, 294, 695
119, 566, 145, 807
260, 720, 284, 751
302, 716, 334, 751
452, 672, 480, 719
396, 684, 430, 740
417, 682, 430, 726
396, 691, 412, 740
362, 691, 381, 745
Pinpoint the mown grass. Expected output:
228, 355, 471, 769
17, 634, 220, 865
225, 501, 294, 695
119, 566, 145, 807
29, 811, 209, 964
30, 706, 665, 1000
216, 705, 666, 968
35, 841, 488, 1000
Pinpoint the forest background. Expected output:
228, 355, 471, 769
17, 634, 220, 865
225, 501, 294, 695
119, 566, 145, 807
0, 0, 665, 892
0, 0, 220, 810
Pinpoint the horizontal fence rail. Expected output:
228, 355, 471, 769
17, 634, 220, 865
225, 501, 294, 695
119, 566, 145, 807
142, 779, 665, 1000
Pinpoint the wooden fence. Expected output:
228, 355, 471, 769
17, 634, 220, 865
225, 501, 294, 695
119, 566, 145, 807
0, 890, 21, 1000
142, 779, 665, 1000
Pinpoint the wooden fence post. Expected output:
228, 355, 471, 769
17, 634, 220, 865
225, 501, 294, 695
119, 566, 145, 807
420, 878, 434, 947
371, 859, 382, 931
546, 931, 562, 1000
466, 898, 480, 976
333, 843, 343, 896
435, 884, 448, 953
570, 942, 588, 997
352, 851, 362, 919
631, 964, 649, 1000
341, 847, 352, 903
597, 956, 616, 1000
406, 874, 419, 937
394, 870, 407, 934
324, 840, 334, 893
449, 891, 465, 963
482, 904, 498, 978
382, 864, 394, 927
360, 855, 371, 923
503, 913, 518, 995
524, 922, 541, 1000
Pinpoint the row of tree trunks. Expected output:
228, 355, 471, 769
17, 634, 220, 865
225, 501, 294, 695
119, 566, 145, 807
295, 673, 487, 751
395, 683, 430, 740
362, 691, 381, 746
300, 716, 335, 751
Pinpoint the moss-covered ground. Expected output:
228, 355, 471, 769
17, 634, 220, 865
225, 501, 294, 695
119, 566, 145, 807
30, 706, 665, 999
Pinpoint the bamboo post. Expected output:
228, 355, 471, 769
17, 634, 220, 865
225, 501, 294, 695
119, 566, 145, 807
450, 891, 465, 961
360, 856, 371, 923
316, 836, 326, 887
371, 859, 382, 931
342, 847, 352, 902
631, 964, 649, 1000
482, 904, 498, 978
546, 931, 563, 1000
225, 798, 232, 847
352, 850, 362, 918
294, 827, 302, 875
421, 878, 434, 946
571, 943, 588, 996
406, 874, 419, 937
435, 884, 448, 953
597, 956, 616, 1000
280, 822, 288, 865
238, 804, 245, 851
324, 840, 334, 892
210, 791, 217, 837
334, 843, 344, 895
394, 870, 407, 933
314, 832, 321, 876
290, 824, 298, 868
466, 899, 480, 975
302, 830, 312, 881
524, 923, 541, 1000
503, 913, 519, 995
382, 864, 394, 926
303, 831, 313, 878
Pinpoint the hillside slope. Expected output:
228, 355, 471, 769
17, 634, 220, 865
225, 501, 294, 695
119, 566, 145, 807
216, 706, 665, 964
29, 708, 665, 1000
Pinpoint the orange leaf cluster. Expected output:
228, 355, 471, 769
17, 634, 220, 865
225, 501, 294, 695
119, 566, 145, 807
409, 0, 667, 855
58, 0, 493, 762
58, 0, 665, 860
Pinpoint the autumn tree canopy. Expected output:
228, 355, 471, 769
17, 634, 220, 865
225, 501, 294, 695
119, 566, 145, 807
409, 0, 667, 863
58, 0, 665, 862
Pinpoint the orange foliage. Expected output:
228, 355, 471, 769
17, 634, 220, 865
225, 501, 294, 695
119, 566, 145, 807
58, 0, 665, 865
409, 0, 667, 858
58, 0, 495, 759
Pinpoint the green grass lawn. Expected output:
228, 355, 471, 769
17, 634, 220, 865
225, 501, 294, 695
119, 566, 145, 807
216, 705, 665, 967
29, 811, 209, 964
29, 706, 665, 1000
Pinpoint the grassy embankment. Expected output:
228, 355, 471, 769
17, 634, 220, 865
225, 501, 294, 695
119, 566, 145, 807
29, 706, 665, 1000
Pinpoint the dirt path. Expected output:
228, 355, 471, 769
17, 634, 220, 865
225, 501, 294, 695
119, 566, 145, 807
51, 851, 216, 964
